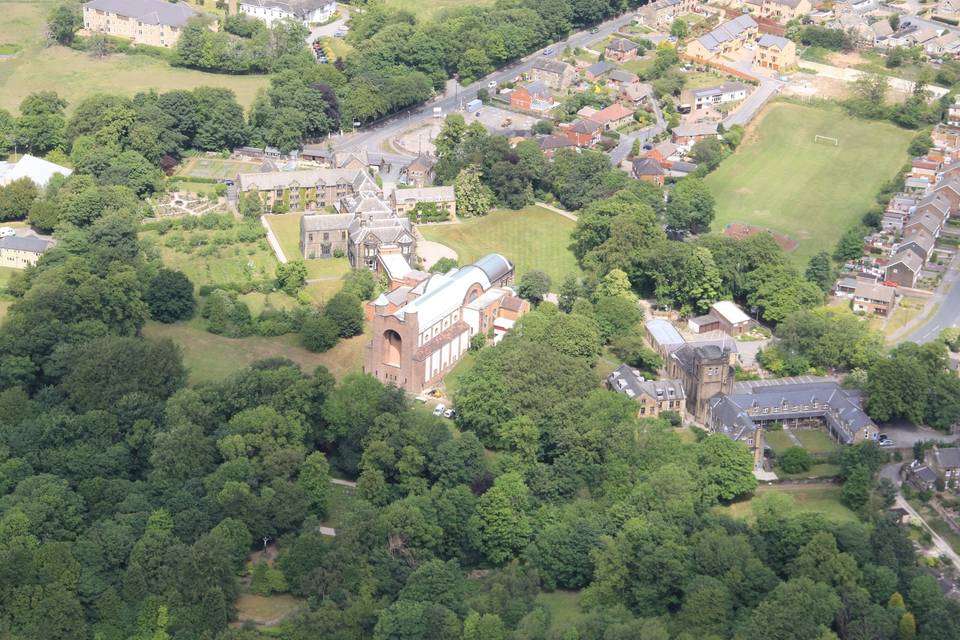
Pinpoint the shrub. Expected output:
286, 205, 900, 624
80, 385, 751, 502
302, 314, 340, 352
145, 269, 196, 323
780, 447, 814, 474
660, 410, 682, 427
324, 291, 364, 338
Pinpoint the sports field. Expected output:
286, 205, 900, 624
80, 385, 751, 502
704, 102, 913, 265
418, 206, 582, 286
0, 1, 268, 112
177, 157, 261, 180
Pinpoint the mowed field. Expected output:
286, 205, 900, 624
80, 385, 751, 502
385, 0, 495, 20
418, 206, 582, 285
704, 102, 913, 265
0, 1, 268, 112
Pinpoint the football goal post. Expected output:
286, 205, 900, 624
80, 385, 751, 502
814, 135, 839, 146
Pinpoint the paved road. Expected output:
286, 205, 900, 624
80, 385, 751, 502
721, 60, 784, 128
898, 252, 960, 344
330, 13, 639, 154
306, 5, 349, 43
609, 96, 667, 166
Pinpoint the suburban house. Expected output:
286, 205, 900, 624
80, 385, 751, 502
236, 168, 378, 212
82, 0, 197, 48
607, 365, 686, 418
896, 228, 936, 263
584, 61, 616, 81
400, 155, 434, 188
638, 0, 700, 26
529, 58, 576, 91
691, 83, 750, 110
754, 34, 797, 70
239, 0, 336, 26
687, 300, 752, 335
510, 82, 554, 111
0, 154, 72, 188
364, 254, 527, 393
607, 69, 639, 85
672, 121, 719, 145
852, 280, 896, 316
632, 157, 666, 185
907, 459, 940, 491
934, 0, 960, 24
0, 235, 52, 269
648, 141, 681, 164
391, 186, 457, 219
708, 378, 878, 463
621, 82, 654, 105
685, 15, 759, 62
589, 103, 635, 130
605, 38, 640, 62
884, 250, 924, 287
744, 0, 812, 23
928, 446, 960, 491
564, 119, 604, 147
538, 134, 577, 157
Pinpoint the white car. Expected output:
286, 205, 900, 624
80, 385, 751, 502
443, 408, 456, 419
433, 403, 445, 417
879, 439, 895, 447
0, 226, 14, 238
487, 80, 497, 89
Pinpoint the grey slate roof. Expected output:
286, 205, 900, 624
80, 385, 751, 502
531, 58, 572, 75
757, 34, 792, 49
608, 69, 639, 83
586, 61, 616, 77
539, 135, 575, 150
633, 157, 665, 176
710, 380, 874, 445
84, 0, 197, 26
606, 38, 639, 53
673, 122, 719, 138
934, 447, 960, 469
887, 249, 924, 273
693, 82, 749, 99
0, 236, 51, 254
608, 364, 685, 402
301, 213, 355, 232
695, 14, 758, 52
241, 0, 334, 17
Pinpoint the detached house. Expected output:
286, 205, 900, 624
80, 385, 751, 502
400, 155, 434, 188
510, 82, 554, 111
852, 280, 896, 316
672, 121, 719, 145
607, 365, 686, 418
692, 83, 749, 110
605, 38, 640, 62
632, 157, 666, 185
638, 0, 700, 26
745, 0, 812, 23
928, 446, 960, 491
82, 0, 196, 48
564, 119, 604, 147
589, 103, 635, 130
529, 59, 576, 91
755, 34, 797, 70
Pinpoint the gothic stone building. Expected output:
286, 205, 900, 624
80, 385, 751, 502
236, 167, 378, 212
364, 254, 528, 393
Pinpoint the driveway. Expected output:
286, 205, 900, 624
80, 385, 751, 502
877, 421, 958, 449
306, 5, 349, 43
416, 240, 457, 269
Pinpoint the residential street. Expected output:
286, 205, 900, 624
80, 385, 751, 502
893, 251, 960, 344
609, 96, 667, 166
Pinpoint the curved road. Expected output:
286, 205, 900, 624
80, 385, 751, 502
900, 255, 960, 344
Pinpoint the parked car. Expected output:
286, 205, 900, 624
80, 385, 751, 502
443, 408, 456, 419
488, 80, 497, 89
543, 46, 555, 55
0, 226, 15, 238
878, 433, 888, 441
433, 404, 446, 416
590, 27, 600, 33
879, 439, 895, 447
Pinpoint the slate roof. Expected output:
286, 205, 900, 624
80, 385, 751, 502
757, 34, 792, 49
301, 213, 355, 232
621, 82, 654, 101
853, 280, 895, 303
887, 250, 924, 273
240, 0, 335, 17
693, 82, 749, 99
569, 119, 603, 134
539, 135, 576, 151
606, 38, 639, 53
913, 464, 939, 484
709, 379, 875, 445
608, 69, 639, 83
392, 186, 455, 203
934, 447, 960, 469
0, 235, 51, 254
84, 0, 197, 26
608, 364, 686, 402
237, 168, 376, 193
694, 15, 758, 53
586, 61, 616, 77
633, 157, 665, 176
671, 343, 730, 378
531, 58, 572, 75
673, 122, 719, 138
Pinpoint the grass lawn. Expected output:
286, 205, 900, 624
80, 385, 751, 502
795, 429, 840, 454
776, 462, 842, 480
620, 57, 656, 76
704, 102, 914, 265
320, 483, 359, 530
719, 484, 858, 523
443, 350, 477, 397
0, 1, 268, 112
675, 426, 699, 444
235, 593, 304, 625
143, 317, 368, 384
140, 230, 280, 288
683, 70, 729, 89
384, 0, 495, 19
535, 590, 587, 636
418, 206, 582, 285
176, 157, 261, 180
0, 266, 16, 290
763, 429, 795, 454
871, 295, 925, 337
264, 212, 354, 281
170, 180, 220, 197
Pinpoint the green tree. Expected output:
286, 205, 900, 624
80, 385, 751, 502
469, 472, 533, 564
558, 274, 582, 312
834, 225, 868, 262
323, 291, 364, 338
0, 177, 40, 221
299, 451, 330, 515
665, 178, 715, 234
593, 296, 642, 343
899, 612, 916, 640
670, 18, 689, 39
463, 611, 506, 640
145, 268, 196, 323
430, 257, 458, 274
698, 433, 758, 500
866, 353, 929, 423
842, 464, 872, 510
517, 270, 551, 305
779, 447, 814, 474
47, 4, 82, 45
276, 260, 307, 295
804, 251, 836, 292
454, 165, 492, 218
744, 578, 842, 640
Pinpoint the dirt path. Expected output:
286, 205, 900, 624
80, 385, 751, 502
534, 201, 577, 221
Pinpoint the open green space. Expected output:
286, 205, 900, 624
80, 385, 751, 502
0, 0, 268, 112
763, 429, 794, 454
143, 317, 368, 384
264, 213, 353, 281
418, 206, 582, 285
719, 484, 858, 523
443, 350, 477, 397
320, 483, 359, 531
704, 102, 914, 265
235, 593, 304, 626
795, 429, 840, 454
140, 229, 279, 289
534, 590, 587, 636
176, 157, 261, 180
776, 462, 842, 480
620, 57, 656, 76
